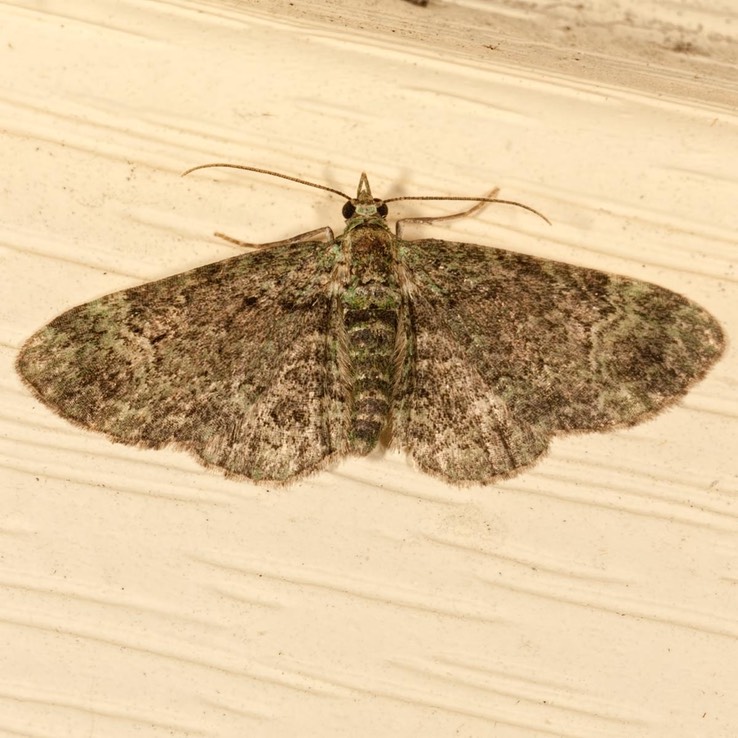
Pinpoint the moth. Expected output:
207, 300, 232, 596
17, 165, 725, 484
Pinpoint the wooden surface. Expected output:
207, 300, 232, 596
1, 1, 737, 736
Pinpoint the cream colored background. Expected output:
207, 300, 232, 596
1, 1, 737, 736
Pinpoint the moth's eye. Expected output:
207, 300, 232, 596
342, 201, 355, 218
377, 202, 389, 217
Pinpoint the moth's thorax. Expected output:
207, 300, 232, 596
345, 220, 396, 266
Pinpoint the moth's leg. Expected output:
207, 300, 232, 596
215, 226, 335, 251
395, 188, 500, 239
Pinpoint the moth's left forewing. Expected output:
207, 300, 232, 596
17, 240, 349, 482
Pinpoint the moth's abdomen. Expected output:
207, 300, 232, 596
338, 224, 404, 455
344, 301, 398, 455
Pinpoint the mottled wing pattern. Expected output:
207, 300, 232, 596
17, 241, 348, 481
395, 240, 725, 484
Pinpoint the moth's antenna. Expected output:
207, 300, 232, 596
181, 163, 352, 200
182, 165, 550, 225
384, 195, 551, 225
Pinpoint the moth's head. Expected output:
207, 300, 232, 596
342, 172, 389, 221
